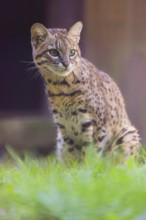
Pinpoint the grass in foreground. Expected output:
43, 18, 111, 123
0, 148, 146, 220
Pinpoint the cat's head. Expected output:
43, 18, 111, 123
31, 21, 83, 77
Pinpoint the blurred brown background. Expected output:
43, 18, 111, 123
0, 0, 146, 153
84, 0, 146, 143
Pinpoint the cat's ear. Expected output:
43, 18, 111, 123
31, 23, 50, 48
68, 21, 83, 43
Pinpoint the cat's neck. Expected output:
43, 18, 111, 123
41, 68, 76, 86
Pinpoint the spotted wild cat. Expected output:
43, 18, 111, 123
31, 21, 140, 162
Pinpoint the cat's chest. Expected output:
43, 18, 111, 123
52, 101, 93, 141
46, 76, 93, 140
52, 100, 91, 124
47, 77, 85, 117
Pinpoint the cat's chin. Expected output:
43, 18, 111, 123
51, 68, 73, 77
55, 71, 72, 77
41, 65, 73, 77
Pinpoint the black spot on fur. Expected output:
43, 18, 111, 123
48, 79, 52, 83
98, 135, 105, 142
75, 145, 82, 150
64, 137, 74, 145
72, 111, 77, 116
74, 80, 81, 84
74, 131, 79, 136
82, 120, 96, 132
116, 130, 136, 145
37, 60, 48, 66
52, 80, 70, 87
78, 108, 87, 113
48, 90, 81, 97
57, 123, 65, 129
53, 109, 58, 114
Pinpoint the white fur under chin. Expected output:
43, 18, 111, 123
53, 70, 72, 77
39, 64, 73, 77
51, 67, 73, 77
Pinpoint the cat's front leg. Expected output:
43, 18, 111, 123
56, 119, 96, 162
56, 129, 65, 162
60, 119, 96, 161
80, 120, 96, 158
56, 129, 82, 162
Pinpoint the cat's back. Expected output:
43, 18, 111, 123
77, 57, 129, 125
79, 57, 125, 102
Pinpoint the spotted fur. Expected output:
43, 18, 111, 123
31, 21, 140, 162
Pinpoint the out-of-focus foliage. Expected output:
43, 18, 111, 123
0, 148, 146, 220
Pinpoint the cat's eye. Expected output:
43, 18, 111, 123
48, 49, 59, 57
69, 49, 76, 57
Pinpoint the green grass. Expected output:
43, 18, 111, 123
0, 148, 146, 220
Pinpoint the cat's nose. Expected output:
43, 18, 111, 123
61, 56, 70, 68
63, 62, 69, 68
62, 61, 70, 68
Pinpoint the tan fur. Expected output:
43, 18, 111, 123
31, 21, 140, 162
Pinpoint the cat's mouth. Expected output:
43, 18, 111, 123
39, 64, 73, 77
51, 65, 73, 76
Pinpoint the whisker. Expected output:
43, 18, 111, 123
21, 60, 35, 65
22, 60, 37, 72
32, 70, 41, 79
21, 60, 43, 80
25, 65, 41, 80
27, 70, 40, 80
27, 66, 37, 72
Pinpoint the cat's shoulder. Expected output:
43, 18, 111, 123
79, 57, 111, 81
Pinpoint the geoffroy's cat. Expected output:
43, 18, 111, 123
31, 21, 140, 162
